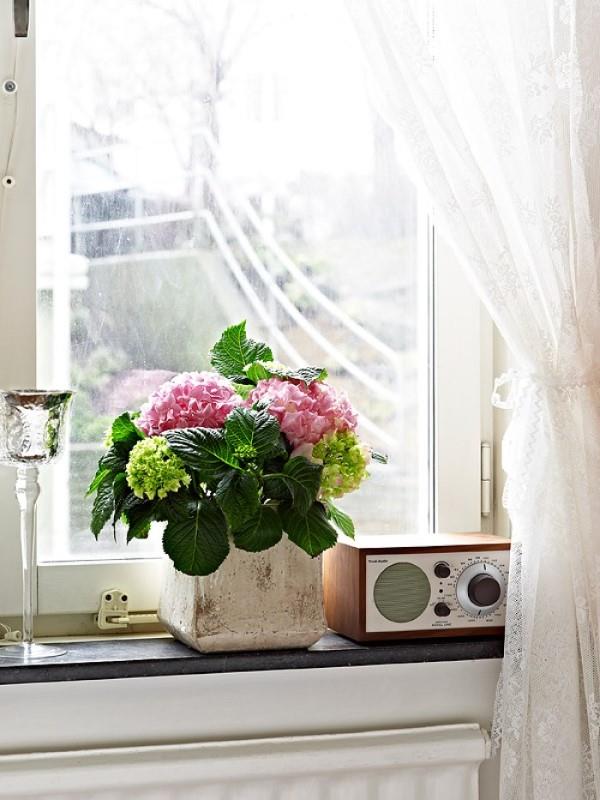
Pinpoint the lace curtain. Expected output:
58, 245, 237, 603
347, 1, 600, 798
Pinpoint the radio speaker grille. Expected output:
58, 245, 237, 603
373, 562, 431, 623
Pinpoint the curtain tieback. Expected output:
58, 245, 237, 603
491, 369, 600, 409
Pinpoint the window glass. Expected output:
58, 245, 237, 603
36, 0, 425, 562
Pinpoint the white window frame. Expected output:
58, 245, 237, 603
0, 1, 493, 625
433, 231, 494, 535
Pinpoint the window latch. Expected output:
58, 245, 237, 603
14, 0, 29, 38
481, 442, 492, 518
95, 589, 158, 631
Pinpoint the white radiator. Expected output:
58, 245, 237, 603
0, 723, 490, 800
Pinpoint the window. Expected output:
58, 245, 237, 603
0, 1, 490, 624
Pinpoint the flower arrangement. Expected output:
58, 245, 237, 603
88, 322, 386, 576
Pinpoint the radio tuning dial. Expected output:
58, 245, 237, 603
468, 574, 502, 607
456, 562, 506, 616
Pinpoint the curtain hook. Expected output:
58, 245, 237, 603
14, 0, 30, 38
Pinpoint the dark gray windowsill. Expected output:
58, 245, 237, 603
0, 631, 504, 686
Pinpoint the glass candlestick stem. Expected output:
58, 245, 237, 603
10, 466, 65, 660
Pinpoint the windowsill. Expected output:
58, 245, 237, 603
0, 631, 504, 686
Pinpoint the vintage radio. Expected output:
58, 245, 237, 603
323, 533, 510, 642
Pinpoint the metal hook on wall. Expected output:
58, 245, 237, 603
14, 0, 30, 38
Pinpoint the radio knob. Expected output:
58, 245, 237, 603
434, 562, 451, 579
467, 574, 502, 607
434, 602, 451, 617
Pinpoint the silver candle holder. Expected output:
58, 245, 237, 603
0, 389, 74, 662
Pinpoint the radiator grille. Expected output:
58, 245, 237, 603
1, 724, 490, 800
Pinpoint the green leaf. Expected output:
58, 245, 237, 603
260, 432, 291, 462
112, 473, 129, 529
87, 417, 144, 498
325, 501, 355, 539
233, 506, 283, 552
283, 366, 328, 383
162, 500, 230, 576
232, 382, 254, 400
125, 504, 155, 542
271, 434, 290, 458
243, 362, 271, 383
111, 412, 145, 446
87, 466, 112, 496
215, 471, 260, 530
154, 491, 196, 523
245, 362, 327, 385
224, 407, 280, 460
119, 491, 147, 527
91, 480, 115, 539
128, 518, 152, 541
165, 428, 240, 476
99, 444, 129, 473
210, 321, 273, 382
263, 474, 292, 502
281, 502, 338, 557
281, 457, 323, 515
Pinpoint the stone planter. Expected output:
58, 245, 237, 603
158, 537, 326, 653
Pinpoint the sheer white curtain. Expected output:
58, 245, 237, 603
347, 1, 600, 798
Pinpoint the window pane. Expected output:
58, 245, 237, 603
36, 0, 427, 563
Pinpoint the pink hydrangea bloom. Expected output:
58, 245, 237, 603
138, 371, 242, 435
248, 378, 357, 447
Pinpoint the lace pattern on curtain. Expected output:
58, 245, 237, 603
347, 1, 600, 797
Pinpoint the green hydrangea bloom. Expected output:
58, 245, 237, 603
126, 437, 191, 501
313, 430, 370, 499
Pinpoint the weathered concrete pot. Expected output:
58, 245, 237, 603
158, 537, 326, 653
